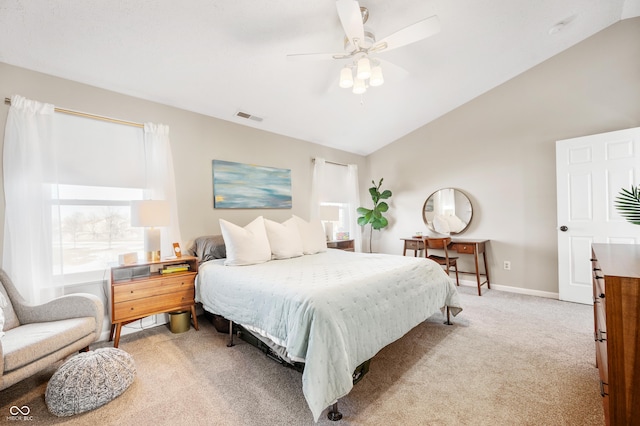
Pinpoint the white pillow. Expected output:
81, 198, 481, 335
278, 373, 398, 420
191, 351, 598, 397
264, 218, 304, 260
292, 215, 327, 255
0, 291, 7, 338
219, 216, 272, 266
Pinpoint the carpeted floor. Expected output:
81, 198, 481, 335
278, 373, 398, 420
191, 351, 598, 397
0, 286, 604, 425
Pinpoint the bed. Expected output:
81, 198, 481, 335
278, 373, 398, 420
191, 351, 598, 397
192, 221, 462, 422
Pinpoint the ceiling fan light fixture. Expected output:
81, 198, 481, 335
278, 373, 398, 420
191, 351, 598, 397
339, 67, 354, 88
356, 57, 371, 80
369, 65, 384, 87
352, 78, 367, 94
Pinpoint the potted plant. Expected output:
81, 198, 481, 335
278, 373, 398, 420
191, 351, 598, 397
357, 178, 392, 252
615, 185, 640, 225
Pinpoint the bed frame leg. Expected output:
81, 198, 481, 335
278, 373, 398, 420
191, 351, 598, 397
227, 320, 235, 347
444, 306, 452, 325
327, 402, 343, 421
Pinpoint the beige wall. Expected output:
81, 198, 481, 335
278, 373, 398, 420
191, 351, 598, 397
0, 18, 639, 297
366, 18, 640, 295
0, 62, 366, 259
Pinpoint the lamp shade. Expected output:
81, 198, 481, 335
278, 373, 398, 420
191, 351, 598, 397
356, 57, 371, 80
352, 78, 367, 94
369, 65, 384, 87
339, 67, 354, 88
130, 200, 170, 227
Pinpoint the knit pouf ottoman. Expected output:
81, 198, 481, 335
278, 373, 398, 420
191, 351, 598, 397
45, 347, 136, 417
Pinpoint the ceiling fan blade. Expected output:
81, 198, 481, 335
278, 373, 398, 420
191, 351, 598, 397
336, 0, 365, 50
287, 52, 350, 61
372, 15, 441, 53
377, 58, 409, 76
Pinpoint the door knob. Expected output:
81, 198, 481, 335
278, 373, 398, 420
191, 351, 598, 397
560, 226, 568, 232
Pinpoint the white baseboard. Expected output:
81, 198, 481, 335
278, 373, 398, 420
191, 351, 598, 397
97, 313, 170, 343
457, 279, 559, 299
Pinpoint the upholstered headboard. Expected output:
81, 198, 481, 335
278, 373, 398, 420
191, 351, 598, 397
187, 235, 226, 263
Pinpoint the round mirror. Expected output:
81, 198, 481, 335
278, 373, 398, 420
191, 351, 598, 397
422, 188, 473, 235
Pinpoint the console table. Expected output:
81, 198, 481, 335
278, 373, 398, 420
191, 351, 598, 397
401, 237, 491, 296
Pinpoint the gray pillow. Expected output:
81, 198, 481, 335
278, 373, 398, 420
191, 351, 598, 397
188, 235, 227, 263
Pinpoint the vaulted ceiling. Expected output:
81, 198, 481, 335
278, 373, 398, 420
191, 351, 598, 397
1, 0, 639, 155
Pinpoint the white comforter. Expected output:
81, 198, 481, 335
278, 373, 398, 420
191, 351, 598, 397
195, 249, 462, 421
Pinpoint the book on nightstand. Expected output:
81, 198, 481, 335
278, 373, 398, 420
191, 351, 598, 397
160, 264, 190, 274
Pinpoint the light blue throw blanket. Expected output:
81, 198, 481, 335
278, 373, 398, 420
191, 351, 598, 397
196, 250, 462, 421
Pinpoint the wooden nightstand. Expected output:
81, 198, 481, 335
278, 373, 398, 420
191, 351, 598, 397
109, 256, 199, 347
327, 239, 355, 251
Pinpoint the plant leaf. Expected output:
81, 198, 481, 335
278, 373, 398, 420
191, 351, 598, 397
379, 190, 392, 199
615, 186, 640, 225
377, 202, 389, 212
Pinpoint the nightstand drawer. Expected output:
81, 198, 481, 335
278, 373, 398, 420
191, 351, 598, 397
113, 288, 195, 322
452, 243, 475, 254
113, 273, 195, 303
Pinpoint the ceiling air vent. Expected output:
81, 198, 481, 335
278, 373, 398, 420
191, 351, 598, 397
235, 111, 263, 122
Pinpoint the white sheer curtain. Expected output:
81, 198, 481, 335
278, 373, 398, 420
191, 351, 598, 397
309, 158, 327, 220
311, 157, 362, 252
3, 95, 59, 303
2, 96, 182, 303
347, 164, 362, 252
143, 123, 182, 258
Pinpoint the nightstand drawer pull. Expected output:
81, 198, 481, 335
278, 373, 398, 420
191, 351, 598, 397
596, 330, 606, 342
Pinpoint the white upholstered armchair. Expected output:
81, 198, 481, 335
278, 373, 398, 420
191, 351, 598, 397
0, 268, 104, 391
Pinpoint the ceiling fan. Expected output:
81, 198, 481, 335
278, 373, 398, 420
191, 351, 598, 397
288, 0, 441, 94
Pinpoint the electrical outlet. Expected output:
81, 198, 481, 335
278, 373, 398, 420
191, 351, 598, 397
504, 261, 511, 270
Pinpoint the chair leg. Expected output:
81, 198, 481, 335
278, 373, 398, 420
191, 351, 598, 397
453, 264, 460, 286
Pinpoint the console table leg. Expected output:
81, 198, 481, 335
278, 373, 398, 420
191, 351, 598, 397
474, 251, 482, 295
483, 252, 491, 289
444, 306, 452, 325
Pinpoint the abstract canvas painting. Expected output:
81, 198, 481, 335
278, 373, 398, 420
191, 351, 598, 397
212, 160, 292, 209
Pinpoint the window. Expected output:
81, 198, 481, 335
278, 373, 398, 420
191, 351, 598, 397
53, 185, 143, 283
312, 160, 361, 248
51, 113, 146, 284
319, 201, 350, 240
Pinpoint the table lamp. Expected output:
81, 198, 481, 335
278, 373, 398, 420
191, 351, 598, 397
131, 200, 170, 261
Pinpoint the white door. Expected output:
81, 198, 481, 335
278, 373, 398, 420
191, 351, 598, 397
556, 127, 640, 304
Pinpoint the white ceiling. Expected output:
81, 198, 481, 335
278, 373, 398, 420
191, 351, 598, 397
1, 0, 639, 155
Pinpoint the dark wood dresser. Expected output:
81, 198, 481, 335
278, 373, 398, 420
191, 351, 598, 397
591, 244, 640, 425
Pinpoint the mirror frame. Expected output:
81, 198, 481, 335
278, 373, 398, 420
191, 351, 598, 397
422, 188, 473, 235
